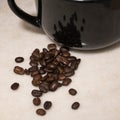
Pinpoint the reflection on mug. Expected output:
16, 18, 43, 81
53, 12, 85, 48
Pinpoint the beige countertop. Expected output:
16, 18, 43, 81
0, 0, 120, 120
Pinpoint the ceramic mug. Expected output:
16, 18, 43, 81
7, 0, 120, 50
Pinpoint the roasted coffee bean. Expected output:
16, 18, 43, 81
28, 66, 38, 72
29, 61, 38, 67
75, 59, 81, 69
44, 68, 54, 73
36, 108, 46, 116
56, 55, 69, 65
64, 66, 73, 73
11, 82, 19, 90
47, 63, 56, 69
24, 69, 30, 75
41, 75, 48, 81
68, 56, 76, 62
69, 88, 77, 96
33, 74, 42, 81
47, 43, 56, 50
33, 97, 41, 106
49, 81, 59, 91
32, 48, 40, 59
43, 48, 48, 53
44, 101, 52, 110
57, 66, 64, 73
31, 90, 42, 97
31, 71, 39, 77
39, 52, 44, 59
39, 82, 49, 93
71, 102, 80, 110
49, 49, 59, 57
39, 68, 46, 74
62, 78, 72, 86
46, 76, 55, 82
58, 74, 66, 80
39, 59, 46, 66
62, 51, 70, 57
32, 79, 41, 87
15, 57, 24, 63
14, 66, 25, 75
64, 71, 74, 77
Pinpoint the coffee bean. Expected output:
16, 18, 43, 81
49, 81, 59, 91
15, 57, 24, 63
24, 69, 30, 75
33, 97, 41, 106
60, 46, 69, 52
36, 108, 46, 116
69, 88, 77, 96
29, 61, 38, 67
47, 63, 56, 69
39, 68, 46, 74
56, 55, 69, 65
64, 66, 73, 73
64, 71, 74, 77
44, 101, 52, 110
62, 78, 72, 86
71, 102, 80, 110
28, 66, 38, 72
48, 43, 56, 50
31, 90, 42, 97
62, 51, 70, 57
14, 66, 25, 75
33, 74, 42, 81
39, 59, 46, 66
11, 82, 19, 90
58, 74, 66, 80
43, 48, 48, 53
32, 79, 41, 87
68, 56, 76, 62
39, 82, 49, 93
32, 48, 40, 60
31, 71, 39, 77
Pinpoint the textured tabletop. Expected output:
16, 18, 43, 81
0, 0, 120, 120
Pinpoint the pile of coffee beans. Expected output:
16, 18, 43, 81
11, 43, 81, 116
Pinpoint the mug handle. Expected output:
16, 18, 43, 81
7, 0, 41, 27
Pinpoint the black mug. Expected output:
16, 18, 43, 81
7, 0, 120, 50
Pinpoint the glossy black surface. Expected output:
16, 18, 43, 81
8, 0, 120, 50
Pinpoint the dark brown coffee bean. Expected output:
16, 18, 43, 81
69, 88, 77, 96
56, 55, 69, 65
48, 43, 56, 50
39, 82, 49, 93
11, 82, 19, 90
47, 63, 56, 69
71, 102, 80, 110
62, 51, 70, 57
64, 71, 74, 77
15, 57, 24, 63
32, 48, 40, 59
24, 69, 30, 75
49, 81, 59, 91
39, 68, 46, 74
39, 59, 46, 66
44, 68, 54, 73
41, 75, 48, 81
32, 79, 41, 87
46, 76, 55, 82
68, 56, 76, 62
33, 97, 41, 106
75, 59, 81, 69
62, 78, 72, 86
36, 108, 46, 116
44, 101, 52, 110
29, 61, 38, 67
60, 46, 69, 52
31, 90, 42, 97
31, 71, 39, 77
49, 49, 59, 57
28, 66, 38, 72
39, 52, 44, 59
58, 74, 66, 80
33, 74, 42, 81
43, 48, 48, 53
14, 66, 25, 75
57, 66, 64, 74
64, 66, 73, 73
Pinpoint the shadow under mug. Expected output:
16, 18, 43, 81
7, 0, 120, 50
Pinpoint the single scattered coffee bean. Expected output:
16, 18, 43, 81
44, 101, 52, 110
69, 88, 77, 96
62, 78, 72, 86
71, 102, 80, 110
15, 57, 24, 63
11, 82, 19, 90
31, 90, 42, 97
36, 108, 46, 116
14, 66, 25, 75
33, 97, 41, 106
